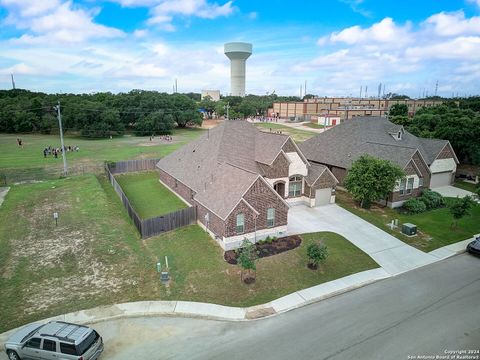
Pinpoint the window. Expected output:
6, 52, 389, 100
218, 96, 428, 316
267, 208, 275, 228
289, 175, 302, 197
419, 177, 424, 187
60, 343, 78, 355
399, 178, 407, 196
25, 338, 41, 349
236, 213, 244, 234
43, 339, 56, 352
406, 178, 414, 194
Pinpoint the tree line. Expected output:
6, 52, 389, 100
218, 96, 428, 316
0, 89, 203, 137
389, 98, 480, 165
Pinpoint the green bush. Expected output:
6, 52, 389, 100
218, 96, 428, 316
306, 243, 328, 267
420, 189, 445, 210
403, 198, 427, 214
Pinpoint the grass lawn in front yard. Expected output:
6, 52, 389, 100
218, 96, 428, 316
336, 190, 480, 252
453, 180, 478, 193
0, 174, 378, 332
0, 128, 204, 170
114, 171, 187, 219
145, 227, 379, 307
254, 122, 316, 142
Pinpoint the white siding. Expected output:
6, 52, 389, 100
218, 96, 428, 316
286, 152, 308, 177
430, 158, 456, 174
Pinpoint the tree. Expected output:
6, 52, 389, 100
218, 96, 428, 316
306, 243, 328, 270
449, 196, 475, 229
236, 239, 258, 284
388, 104, 408, 118
344, 155, 405, 209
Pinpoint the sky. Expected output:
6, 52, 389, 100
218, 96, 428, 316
0, 0, 479, 97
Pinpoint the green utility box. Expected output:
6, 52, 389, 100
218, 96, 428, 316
402, 223, 417, 236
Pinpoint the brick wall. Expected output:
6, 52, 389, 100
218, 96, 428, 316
388, 188, 422, 203
330, 166, 347, 184
196, 201, 225, 238
437, 143, 455, 160
225, 178, 288, 237
412, 151, 431, 187
158, 169, 194, 205
314, 169, 337, 189
404, 160, 417, 176
259, 152, 289, 178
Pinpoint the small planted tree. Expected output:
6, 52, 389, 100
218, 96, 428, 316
344, 155, 405, 209
236, 239, 258, 284
449, 196, 475, 229
306, 243, 328, 270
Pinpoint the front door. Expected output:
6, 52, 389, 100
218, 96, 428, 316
273, 182, 285, 198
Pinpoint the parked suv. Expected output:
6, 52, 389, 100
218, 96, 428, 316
4, 321, 104, 360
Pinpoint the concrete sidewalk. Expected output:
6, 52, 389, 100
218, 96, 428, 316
0, 187, 10, 208
0, 232, 473, 342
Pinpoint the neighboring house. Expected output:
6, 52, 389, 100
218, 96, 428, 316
299, 117, 459, 208
157, 120, 338, 250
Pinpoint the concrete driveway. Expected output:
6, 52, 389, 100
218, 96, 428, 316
433, 185, 477, 200
288, 204, 438, 275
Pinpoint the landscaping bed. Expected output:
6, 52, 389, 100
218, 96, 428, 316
224, 235, 302, 264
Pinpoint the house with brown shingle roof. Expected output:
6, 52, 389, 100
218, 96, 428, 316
157, 120, 338, 250
300, 117, 459, 208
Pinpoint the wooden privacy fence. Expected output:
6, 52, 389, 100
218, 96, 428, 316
107, 158, 160, 174
105, 160, 197, 238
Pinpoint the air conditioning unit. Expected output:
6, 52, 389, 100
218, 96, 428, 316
402, 223, 417, 236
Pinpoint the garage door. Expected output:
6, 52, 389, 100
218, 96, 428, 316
315, 188, 332, 206
430, 172, 452, 188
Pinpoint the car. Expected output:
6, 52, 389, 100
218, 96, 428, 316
4, 321, 103, 360
467, 236, 480, 257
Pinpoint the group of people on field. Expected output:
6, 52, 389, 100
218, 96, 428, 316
43, 145, 79, 158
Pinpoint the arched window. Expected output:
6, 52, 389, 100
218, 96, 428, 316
289, 175, 302, 197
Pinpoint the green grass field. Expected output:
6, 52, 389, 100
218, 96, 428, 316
0, 128, 204, 169
454, 180, 478, 193
115, 171, 187, 219
303, 122, 325, 129
254, 122, 317, 142
336, 191, 480, 252
0, 175, 378, 332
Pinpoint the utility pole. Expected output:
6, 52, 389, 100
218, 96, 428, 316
225, 102, 230, 120
54, 101, 68, 176
434, 80, 438, 97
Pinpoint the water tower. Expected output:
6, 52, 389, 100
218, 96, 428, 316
224, 42, 252, 97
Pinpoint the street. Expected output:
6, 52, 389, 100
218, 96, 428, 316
91, 254, 480, 360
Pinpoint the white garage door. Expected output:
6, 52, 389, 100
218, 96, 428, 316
315, 188, 332, 206
430, 172, 452, 188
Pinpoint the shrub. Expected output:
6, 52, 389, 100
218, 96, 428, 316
306, 243, 328, 269
403, 198, 427, 214
420, 189, 445, 210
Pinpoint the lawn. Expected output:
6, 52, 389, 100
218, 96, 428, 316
336, 190, 480, 252
115, 171, 187, 219
145, 227, 378, 307
303, 122, 325, 129
0, 174, 378, 332
453, 180, 478, 193
254, 122, 317, 142
0, 128, 204, 170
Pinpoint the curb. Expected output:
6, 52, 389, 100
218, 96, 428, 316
0, 268, 390, 341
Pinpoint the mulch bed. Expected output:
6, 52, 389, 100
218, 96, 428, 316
224, 235, 302, 265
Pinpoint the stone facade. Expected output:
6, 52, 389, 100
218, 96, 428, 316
282, 138, 297, 153
411, 151, 431, 187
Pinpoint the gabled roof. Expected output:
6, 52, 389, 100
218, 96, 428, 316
156, 120, 295, 219
300, 117, 456, 169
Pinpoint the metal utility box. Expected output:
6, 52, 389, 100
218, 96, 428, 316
402, 223, 417, 236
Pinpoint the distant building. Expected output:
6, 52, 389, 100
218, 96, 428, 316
312, 114, 341, 127
201, 90, 221, 101
272, 97, 449, 121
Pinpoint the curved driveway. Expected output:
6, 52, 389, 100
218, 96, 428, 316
287, 204, 438, 275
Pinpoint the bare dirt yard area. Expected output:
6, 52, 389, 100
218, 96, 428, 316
0, 174, 160, 333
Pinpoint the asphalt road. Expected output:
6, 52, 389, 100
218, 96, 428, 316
90, 254, 480, 360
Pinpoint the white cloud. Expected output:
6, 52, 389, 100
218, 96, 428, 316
2, 0, 125, 44
424, 11, 480, 36
248, 11, 257, 20
467, 0, 480, 8
327, 18, 412, 45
